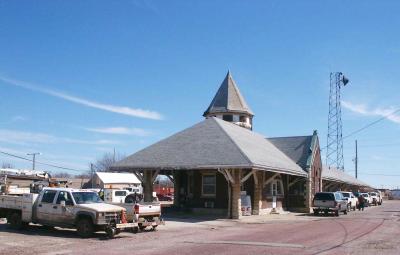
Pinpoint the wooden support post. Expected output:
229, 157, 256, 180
252, 171, 262, 215
231, 169, 242, 219
143, 170, 154, 202
172, 171, 180, 207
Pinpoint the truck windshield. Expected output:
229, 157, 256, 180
72, 192, 103, 204
341, 193, 350, 198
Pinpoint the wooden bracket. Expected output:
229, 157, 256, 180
133, 171, 144, 183
225, 169, 235, 184
152, 170, 160, 183
263, 173, 280, 187
241, 169, 256, 184
217, 169, 236, 184
166, 174, 175, 184
288, 177, 303, 188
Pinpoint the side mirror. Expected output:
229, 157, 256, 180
60, 200, 66, 207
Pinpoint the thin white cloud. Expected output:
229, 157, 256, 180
0, 129, 120, 146
342, 101, 400, 124
11, 116, 27, 122
0, 75, 163, 120
84, 127, 151, 136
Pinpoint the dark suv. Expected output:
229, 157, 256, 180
313, 192, 348, 216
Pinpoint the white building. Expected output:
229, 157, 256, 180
87, 172, 142, 190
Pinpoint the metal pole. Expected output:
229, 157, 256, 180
27, 152, 40, 170
33, 154, 36, 170
91, 163, 94, 188
355, 140, 358, 179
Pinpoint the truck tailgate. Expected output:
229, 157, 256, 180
314, 200, 335, 208
139, 202, 161, 216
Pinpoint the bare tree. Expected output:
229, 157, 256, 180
51, 172, 72, 178
92, 152, 126, 172
1, 162, 14, 169
75, 173, 91, 179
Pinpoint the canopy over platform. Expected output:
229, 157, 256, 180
322, 166, 371, 188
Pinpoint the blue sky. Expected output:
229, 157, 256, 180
0, 0, 399, 188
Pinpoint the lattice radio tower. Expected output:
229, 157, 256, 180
326, 72, 349, 171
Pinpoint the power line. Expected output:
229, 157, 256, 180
322, 107, 400, 151
0, 150, 86, 172
358, 173, 400, 177
342, 108, 400, 140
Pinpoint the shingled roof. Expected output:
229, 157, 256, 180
267, 136, 313, 170
203, 71, 254, 116
112, 117, 305, 176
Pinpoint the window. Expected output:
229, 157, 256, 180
263, 179, 284, 198
223, 115, 233, 121
239, 116, 247, 122
72, 192, 103, 204
271, 180, 283, 196
115, 191, 127, 197
202, 174, 216, 197
41, 190, 57, 203
56, 191, 74, 206
314, 193, 334, 200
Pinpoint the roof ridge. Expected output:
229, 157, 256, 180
268, 135, 312, 139
211, 117, 253, 166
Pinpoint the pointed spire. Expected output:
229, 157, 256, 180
203, 71, 254, 117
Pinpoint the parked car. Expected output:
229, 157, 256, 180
0, 188, 137, 238
369, 192, 382, 205
340, 191, 358, 211
313, 192, 348, 216
157, 193, 173, 201
360, 193, 372, 207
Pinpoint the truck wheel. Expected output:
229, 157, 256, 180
131, 227, 139, 234
76, 218, 94, 238
313, 210, 319, 216
8, 212, 23, 230
105, 227, 117, 239
335, 210, 339, 217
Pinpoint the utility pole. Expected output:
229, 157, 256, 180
90, 163, 94, 188
355, 140, 358, 179
27, 152, 41, 170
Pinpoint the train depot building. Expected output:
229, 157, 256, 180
111, 72, 369, 219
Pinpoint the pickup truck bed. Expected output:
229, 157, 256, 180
0, 193, 38, 222
111, 201, 164, 230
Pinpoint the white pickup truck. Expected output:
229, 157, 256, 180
369, 192, 382, 206
0, 188, 137, 238
103, 190, 164, 231
340, 191, 358, 211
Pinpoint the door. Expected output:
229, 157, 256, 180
36, 189, 58, 223
53, 191, 75, 225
